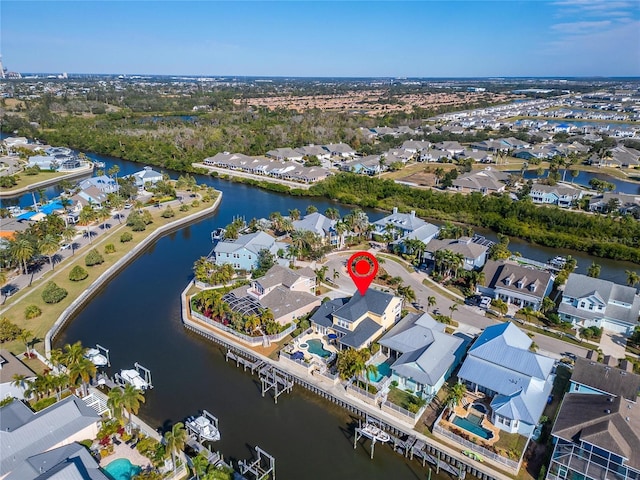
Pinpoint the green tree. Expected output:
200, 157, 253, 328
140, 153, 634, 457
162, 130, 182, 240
448, 303, 459, 322
107, 386, 125, 424
38, 234, 59, 271
67, 357, 96, 397
626, 270, 640, 288
446, 382, 467, 408
164, 422, 187, 473
541, 296, 556, 315
10, 238, 35, 275
587, 262, 601, 278
122, 383, 146, 429
426, 296, 436, 313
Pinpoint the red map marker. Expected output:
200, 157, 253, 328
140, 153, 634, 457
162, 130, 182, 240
347, 251, 379, 296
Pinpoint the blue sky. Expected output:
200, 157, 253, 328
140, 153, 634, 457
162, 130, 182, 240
1, 1, 638, 77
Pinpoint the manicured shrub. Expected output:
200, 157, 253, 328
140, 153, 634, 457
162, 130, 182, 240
120, 232, 133, 243
69, 265, 89, 281
191, 200, 200, 207
42, 281, 68, 304
126, 211, 146, 231
24, 305, 42, 320
0, 318, 22, 342
85, 249, 105, 267
161, 206, 175, 218
104, 243, 116, 254
179, 204, 190, 212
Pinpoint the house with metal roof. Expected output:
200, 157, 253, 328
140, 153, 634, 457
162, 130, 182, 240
212, 231, 285, 271
310, 289, 402, 350
127, 166, 164, 188
0, 350, 36, 401
558, 273, 640, 335
457, 322, 555, 436
372, 207, 433, 240
479, 259, 554, 311
224, 265, 319, 326
78, 175, 119, 194
5, 442, 109, 480
377, 313, 468, 401
292, 212, 340, 247
424, 236, 489, 270
546, 358, 640, 480
0, 396, 102, 478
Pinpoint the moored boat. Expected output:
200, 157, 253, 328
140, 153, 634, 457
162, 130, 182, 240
361, 423, 390, 443
186, 414, 221, 442
85, 348, 108, 367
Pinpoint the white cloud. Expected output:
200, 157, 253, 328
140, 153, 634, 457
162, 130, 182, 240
551, 20, 611, 34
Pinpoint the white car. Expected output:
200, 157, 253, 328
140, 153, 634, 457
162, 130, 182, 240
60, 243, 71, 250
480, 296, 492, 309
124, 203, 132, 209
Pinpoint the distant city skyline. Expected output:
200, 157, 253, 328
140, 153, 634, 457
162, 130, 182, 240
1, 0, 638, 77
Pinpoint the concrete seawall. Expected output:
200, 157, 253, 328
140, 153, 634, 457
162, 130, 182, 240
44, 192, 223, 354
0, 164, 94, 198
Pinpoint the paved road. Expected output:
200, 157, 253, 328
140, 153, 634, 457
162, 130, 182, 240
317, 249, 589, 360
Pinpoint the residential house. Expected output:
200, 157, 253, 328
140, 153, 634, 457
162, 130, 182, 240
457, 149, 494, 163
3, 137, 29, 150
558, 273, 640, 335
70, 186, 108, 209
546, 358, 640, 480
589, 192, 640, 214
528, 183, 583, 207
0, 350, 36, 400
341, 155, 384, 175
451, 169, 508, 195
128, 166, 163, 188
424, 236, 489, 270
27, 155, 56, 170
0, 396, 102, 479
590, 146, 640, 168
78, 175, 119, 194
266, 147, 304, 162
323, 143, 356, 158
391, 223, 441, 255
469, 139, 507, 153
5, 442, 109, 480
296, 144, 331, 161
434, 141, 465, 158
310, 289, 403, 350
223, 265, 319, 326
378, 313, 467, 401
372, 207, 433, 240
203, 152, 256, 170
479, 260, 554, 311
292, 212, 341, 247
212, 231, 285, 271
457, 322, 555, 436
401, 140, 431, 154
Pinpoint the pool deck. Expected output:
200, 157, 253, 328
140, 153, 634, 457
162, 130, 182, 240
445, 395, 501, 446
294, 331, 337, 361
99, 441, 153, 469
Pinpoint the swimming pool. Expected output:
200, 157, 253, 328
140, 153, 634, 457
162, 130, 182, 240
103, 458, 141, 480
472, 403, 488, 414
307, 339, 331, 358
452, 414, 494, 440
367, 361, 392, 383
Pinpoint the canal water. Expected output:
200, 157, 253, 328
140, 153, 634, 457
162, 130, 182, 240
518, 169, 640, 195
6, 143, 638, 477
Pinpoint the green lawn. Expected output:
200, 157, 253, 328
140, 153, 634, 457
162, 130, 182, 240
386, 386, 425, 412
493, 431, 529, 461
0, 192, 220, 355
11, 171, 69, 190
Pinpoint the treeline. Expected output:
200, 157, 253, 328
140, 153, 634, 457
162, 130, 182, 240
309, 174, 640, 264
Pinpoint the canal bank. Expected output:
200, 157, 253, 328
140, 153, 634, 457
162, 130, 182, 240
0, 163, 94, 198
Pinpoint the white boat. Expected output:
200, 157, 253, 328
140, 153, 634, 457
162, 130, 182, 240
85, 348, 108, 367
186, 415, 221, 442
119, 369, 149, 390
92, 160, 106, 168
549, 256, 568, 268
361, 423, 390, 443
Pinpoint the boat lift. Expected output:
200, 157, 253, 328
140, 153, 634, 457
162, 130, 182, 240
95, 344, 110, 367
239, 445, 275, 480
114, 362, 153, 390
186, 409, 220, 442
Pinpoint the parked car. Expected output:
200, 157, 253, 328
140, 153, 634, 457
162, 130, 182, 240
124, 203, 132, 209
60, 243, 71, 250
480, 296, 492, 309
1, 285, 19, 297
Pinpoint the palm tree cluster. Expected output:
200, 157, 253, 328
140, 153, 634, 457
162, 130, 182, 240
49, 341, 97, 397
192, 290, 281, 336
193, 257, 235, 285
336, 348, 376, 381
433, 249, 465, 279
2, 215, 67, 276
289, 229, 327, 262
107, 383, 146, 431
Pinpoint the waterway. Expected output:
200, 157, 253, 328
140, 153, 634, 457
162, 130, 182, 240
8, 144, 639, 477
518, 169, 640, 195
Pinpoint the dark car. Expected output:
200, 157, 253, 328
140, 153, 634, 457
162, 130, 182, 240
1, 285, 19, 297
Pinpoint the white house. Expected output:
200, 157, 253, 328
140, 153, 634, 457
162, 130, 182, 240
79, 175, 119, 194
128, 166, 164, 188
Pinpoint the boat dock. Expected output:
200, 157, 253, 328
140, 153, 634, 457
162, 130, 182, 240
238, 445, 275, 480
185, 436, 224, 466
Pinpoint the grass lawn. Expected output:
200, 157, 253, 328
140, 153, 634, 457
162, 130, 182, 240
377, 253, 415, 273
517, 322, 598, 349
494, 431, 529, 461
0, 191, 220, 355
421, 279, 459, 302
386, 386, 424, 412
11, 171, 69, 190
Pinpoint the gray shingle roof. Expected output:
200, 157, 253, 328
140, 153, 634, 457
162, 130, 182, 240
482, 259, 553, 300
570, 357, 640, 401
333, 289, 396, 323
339, 317, 383, 349
0, 350, 36, 384
310, 298, 349, 328
213, 231, 277, 256
0, 397, 101, 477
426, 237, 488, 261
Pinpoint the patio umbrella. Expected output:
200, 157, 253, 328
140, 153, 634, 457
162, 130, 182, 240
327, 333, 337, 339
291, 351, 304, 360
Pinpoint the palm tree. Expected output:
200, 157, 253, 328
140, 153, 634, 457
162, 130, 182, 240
62, 341, 86, 367
11, 373, 31, 397
107, 386, 125, 424
449, 303, 459, 322
10, 238, 35, 274
191, 453, 210, 480
67, 357, 96, 397
324, 207, 340, 220
587, 262, 601, 278
39, 234, 59, 271
79, 206, 96, 244
426, 296, 437, 313
51, 373, 69, 401
164, 422, 187, 472
97, 206, 112, 230
19, 330, 33, 356
446, 382, 467, 408
122, 383, 146, 429
288, 208, 301, 221
626, 270, 640, 288
62, 225, 77, 255
314, 265, 329, 287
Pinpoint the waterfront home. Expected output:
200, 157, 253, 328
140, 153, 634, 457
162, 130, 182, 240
391, 223, 441, 256
5, 442, 109, 480
27, 155, 56, 170
0, 396, 102, 478
3, 136, 29, 150
450, 169, 508, 195
212, 231, 284, 271
0, 350, 36, 401
590, 145, 640, 168
546, 357, 640, 480
127, 166, 164, 188
478, 260, 553, 311
203, 152, 255, 170
589, 192, 640, 215
79, 175, 119, 194
310, 289, 402, 350
377, 313, 467, 401
340, 155, 384, 175
266, 147, 304, 162
558, 273, 640, 335
292, 212, 341, 247
70, 186, 108, 209
424, 236, 489, 270
457, 322, 555, 436
468, 139, 507, 153
372, 207, 434, 240
224, 265, 320, 326
528, 183, 583, 207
